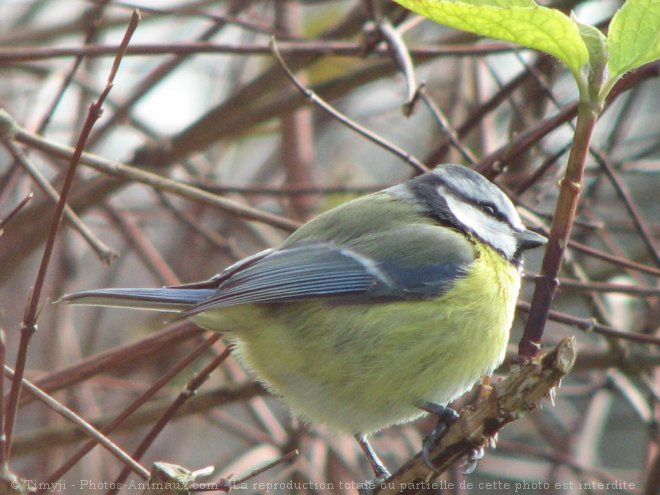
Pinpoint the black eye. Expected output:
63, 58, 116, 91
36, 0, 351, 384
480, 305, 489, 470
481, 204, 496, 216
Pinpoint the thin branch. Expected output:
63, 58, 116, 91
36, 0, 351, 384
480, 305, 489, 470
517, 301, 660, 346
497, 441, 637, 492
375, 19, 418, 113
109, 348, 232, 493
553, 277, 660, 297
590, 148, 659, 266
3, 365, 149, 479
3, 139, 116, 263
425, 58, 543, 165
140, 462, 222, 495
189, 180, 388, 196
231, 449, 299, 485
276, 2, 316, 220
0, 40, 517, 64
14, 126, 299, 232
270, 37, 428, 174
0, 331, 6, 471
18, 321, 202, 407
34, 2, 111, 134
417, 85, 477, 164
0, 193, 32, 231
155, 190, 245, 259
105, 0, 293, 38
85, 0, 259, 149
518, 98, 599, 359
11, 382, 265, 457
104, 206, 180, 286
40, 334, 221, 492
3, 10, 140, 460
567, 238, 660, 277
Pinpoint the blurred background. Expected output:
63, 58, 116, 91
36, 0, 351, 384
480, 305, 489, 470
0, 0, 657, 494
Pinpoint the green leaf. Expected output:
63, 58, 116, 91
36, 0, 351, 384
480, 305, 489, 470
607, 0, 660, 79
394, 0, 589, 76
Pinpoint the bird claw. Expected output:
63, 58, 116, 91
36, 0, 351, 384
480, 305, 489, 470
419, 402, 460, 471
462, 445, 484, 474
357, 474, 390, 495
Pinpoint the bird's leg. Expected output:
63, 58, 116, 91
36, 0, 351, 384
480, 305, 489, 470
418, 401, 460, 471
355, 434, 391, 481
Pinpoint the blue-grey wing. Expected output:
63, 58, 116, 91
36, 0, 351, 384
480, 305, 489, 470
185, 233, 474, 316
185, 244, 379, 314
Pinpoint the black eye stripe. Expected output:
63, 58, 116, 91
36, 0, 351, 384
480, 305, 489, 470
408, 167, 520, 232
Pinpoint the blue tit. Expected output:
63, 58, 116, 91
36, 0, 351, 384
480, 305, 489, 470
62, 163, 546, 477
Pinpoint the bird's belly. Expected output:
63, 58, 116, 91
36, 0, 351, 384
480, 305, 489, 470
195, 246, 520, 434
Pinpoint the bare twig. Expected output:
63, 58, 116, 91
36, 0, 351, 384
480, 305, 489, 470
3, 139, 116, 262
190, 449, 300, 492
155, 191, 244, 259
104, 206, 180, 286
14, 127, 299, 232
276, 3, 316, 219
517, 301, 660, 346
35, 2, 111, 134
232, 449, 299, 485
0, 193, 32, 232
3, 10, 140, 460
417, 85, 477, 164
590, 148, 659, 266
86, 1, 258, 149
3, 365, 149, 479
553, 277, 660, 297
567, 238, 660, 277
270, 37, 428, 174
140, 462, 221, 495
518, 97, 599, 359
0, 40, 517, 64
0, 331, 7, 470
109, 348, 232, 493
11, 383, 266, 457
19, 321, 202, 407
375, 19, 418, 113
41, 334, 221, 492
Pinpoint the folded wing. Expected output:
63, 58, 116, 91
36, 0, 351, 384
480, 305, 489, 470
62, 228, 473, 315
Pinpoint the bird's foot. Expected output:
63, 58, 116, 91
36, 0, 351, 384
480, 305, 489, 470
418, 402, 460, 471
419, 402, 487, 475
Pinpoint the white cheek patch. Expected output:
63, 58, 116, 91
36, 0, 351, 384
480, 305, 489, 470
442, 189, 518, 259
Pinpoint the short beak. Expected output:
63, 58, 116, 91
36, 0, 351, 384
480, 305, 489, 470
516, 229, 547, 251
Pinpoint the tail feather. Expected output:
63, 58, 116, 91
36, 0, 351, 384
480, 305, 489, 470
59, 288, 216, 313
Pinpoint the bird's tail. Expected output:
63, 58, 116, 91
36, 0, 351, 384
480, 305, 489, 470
58, 288, 216, 313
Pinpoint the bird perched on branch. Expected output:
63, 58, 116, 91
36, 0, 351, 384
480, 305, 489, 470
62, 163, 546, 480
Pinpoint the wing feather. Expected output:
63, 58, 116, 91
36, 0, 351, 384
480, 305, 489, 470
184, 245, 381, 314
63, 226, 475, 316
184, 233, 472, 316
